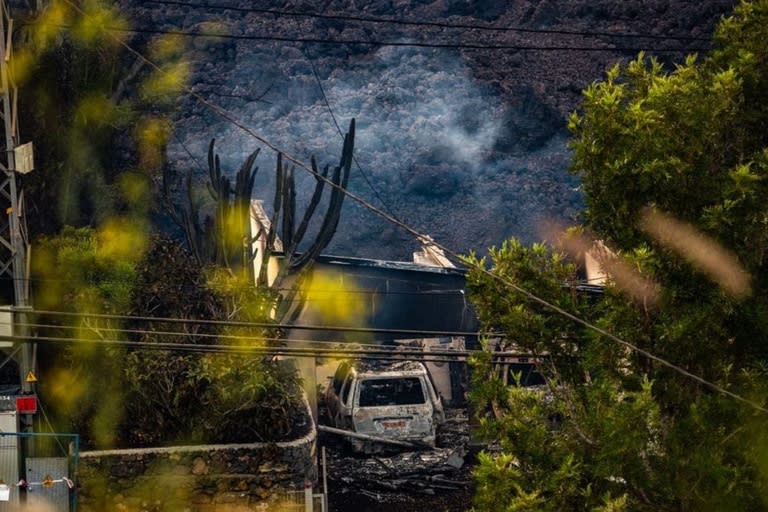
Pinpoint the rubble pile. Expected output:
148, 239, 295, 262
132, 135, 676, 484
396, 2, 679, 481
323, 408, 473, 511
436, 408, 471, 448
332, 447, 469, 498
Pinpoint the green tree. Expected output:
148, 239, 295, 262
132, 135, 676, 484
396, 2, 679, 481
33, 225, 143, 447
34, 230, 305, 448
466, 1, 768, 510
123, 237, 304, 447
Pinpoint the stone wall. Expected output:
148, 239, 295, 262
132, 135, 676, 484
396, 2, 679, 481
77, 414, 316, 512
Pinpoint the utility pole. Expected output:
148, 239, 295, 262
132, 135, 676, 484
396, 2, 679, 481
0, 0, 35, 432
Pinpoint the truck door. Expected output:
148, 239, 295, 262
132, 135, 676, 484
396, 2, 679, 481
335, 374, 355, 429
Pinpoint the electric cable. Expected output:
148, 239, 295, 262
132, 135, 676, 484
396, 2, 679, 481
36, 400, 68, 456
303, 45, 399, 220
18, 18, 707, 53
171, 129, 207, 173
143, 0, 713, 43
3, 307, 485, 338
0, 274, 473, 298
0, 272, 603, 294
89, 25, 710, 53
0, 333, 517, 364
14, 319, 509, 359
17, 319, 460, 351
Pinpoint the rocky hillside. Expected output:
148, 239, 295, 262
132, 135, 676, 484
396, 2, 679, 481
125, 0, 738, 260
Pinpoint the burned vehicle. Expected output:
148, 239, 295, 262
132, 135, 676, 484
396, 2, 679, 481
323, 360, 445, 451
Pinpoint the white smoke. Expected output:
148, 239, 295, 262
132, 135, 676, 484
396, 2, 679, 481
325, 46, 503, 170
168, 45, 504, 183
165, 39, 575, 259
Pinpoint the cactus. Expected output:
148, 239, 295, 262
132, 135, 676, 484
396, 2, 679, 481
163, 139, 259, 276
163, 118, 356, 322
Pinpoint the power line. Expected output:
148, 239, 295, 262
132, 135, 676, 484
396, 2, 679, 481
0, 272, 603, 289
19, 320, 436, 350
6, 308, 484, 338
98, 25, 710, 53
16, 320, 500, 359
19, 19, 705, 53
52, 0, 768, 415
143, 0, 713, 43
0, 333, 518, 365
171, 129, 207, 173
0, 273, 471, 298
303, 46, 399, 220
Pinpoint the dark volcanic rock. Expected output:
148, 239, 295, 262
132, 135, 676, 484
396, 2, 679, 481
404, 164, 464, 199
119, 0, 738, 260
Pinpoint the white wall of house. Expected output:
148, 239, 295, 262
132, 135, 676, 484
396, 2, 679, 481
249, 200, 282, 287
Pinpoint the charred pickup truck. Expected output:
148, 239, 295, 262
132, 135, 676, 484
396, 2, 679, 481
323, 360, 445, 452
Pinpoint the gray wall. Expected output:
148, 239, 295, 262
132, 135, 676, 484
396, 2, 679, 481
77, 406, 316, 512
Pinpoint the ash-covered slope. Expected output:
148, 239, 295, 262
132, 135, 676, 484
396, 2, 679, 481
129, 0, 737, 260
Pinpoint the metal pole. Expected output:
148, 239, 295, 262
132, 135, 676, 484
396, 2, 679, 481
322, 446, 328, 512
0, 0, 34, 427
304, 480, 312, 512
316, 425, 421, 449
311, 356, 318, 421
0, 8, 36, 502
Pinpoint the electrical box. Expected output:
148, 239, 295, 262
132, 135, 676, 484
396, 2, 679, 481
0, 309, 11, 349
13, 143, 33, 174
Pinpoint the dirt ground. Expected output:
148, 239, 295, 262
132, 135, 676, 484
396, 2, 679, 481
319, 408, 475, 512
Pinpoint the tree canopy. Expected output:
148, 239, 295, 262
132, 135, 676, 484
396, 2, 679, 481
466, 1, 768, 510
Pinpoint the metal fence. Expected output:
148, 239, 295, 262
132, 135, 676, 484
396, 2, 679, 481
0, 431, 79, 512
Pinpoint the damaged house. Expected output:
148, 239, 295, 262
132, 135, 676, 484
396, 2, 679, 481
250, 200, 478, 412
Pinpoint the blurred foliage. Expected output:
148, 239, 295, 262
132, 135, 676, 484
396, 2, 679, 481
34, 225, 142, 313
13, 0, 313, 451
19, 0, 191, 448
301, 270, 366, 326
467, 1, 768, 510
15, 0, 185, 233
34, 232, 304, 448
33, 225, 141, 447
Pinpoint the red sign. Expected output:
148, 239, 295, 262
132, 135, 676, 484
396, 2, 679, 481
15, 395, 37, 414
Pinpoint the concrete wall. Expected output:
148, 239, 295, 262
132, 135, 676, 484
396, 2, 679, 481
77, 407, 316, 512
